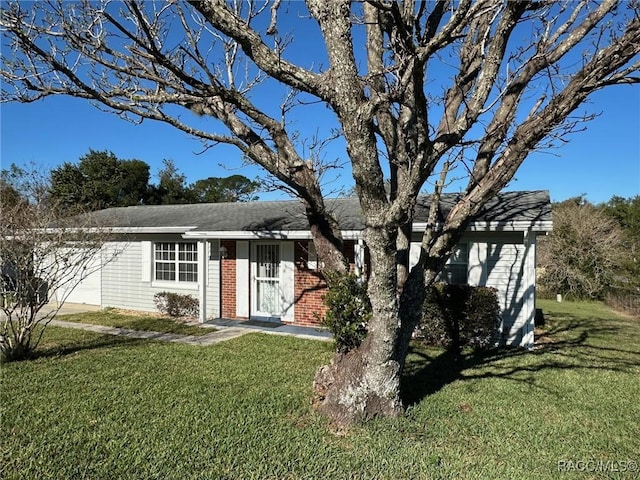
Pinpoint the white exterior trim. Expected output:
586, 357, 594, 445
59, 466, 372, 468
412, 220, 552, 233
181, 220, 551, 243
42, 226, 197, 235
198, 240, 207, 323
141, 241, 152, 282
183, 230, 364, 240
46, 222, 551, 238
354, 239, 365, 278
236, 241, 250, 318
307, 242, 318, 270
280, 241, 295, 323
521, 229, 537, 349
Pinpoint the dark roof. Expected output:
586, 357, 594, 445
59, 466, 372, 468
82, 190, 551, 233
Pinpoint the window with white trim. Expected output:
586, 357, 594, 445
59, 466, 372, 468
440, 244, 468, 284
154, 242, 198, 283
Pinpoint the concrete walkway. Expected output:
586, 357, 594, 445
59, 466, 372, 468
49, 319, 250, 346
45, 303, 332, 345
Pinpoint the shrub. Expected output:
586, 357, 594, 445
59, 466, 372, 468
417, 284, 501, 351
321, 273, 371, 353
153, 292, 199, 318
321, 275, 500, 354
537, 200, 628, 300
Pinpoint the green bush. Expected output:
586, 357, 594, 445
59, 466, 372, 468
321, 273, 371, 353
418, 284, 501, 351
321, 276, 500, 353
153, 291, 199, 318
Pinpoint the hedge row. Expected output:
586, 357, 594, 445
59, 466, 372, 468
321, 275, 501, 353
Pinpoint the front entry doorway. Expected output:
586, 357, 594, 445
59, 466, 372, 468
251, 242, 282, 319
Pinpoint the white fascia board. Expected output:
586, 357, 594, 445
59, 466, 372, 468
40, 226, 197, 234
412, 220, 552, 233
183, 230, 311, 240
110, 226, 198, 234
466, 220, 553, 232
341, 230, 365, 240
183, 230, 364, 240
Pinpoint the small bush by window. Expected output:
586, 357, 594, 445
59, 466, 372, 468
153, 291, 199, 318
417, 283, 501, 352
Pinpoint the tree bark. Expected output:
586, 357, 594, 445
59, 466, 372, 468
313, 224, 405, 425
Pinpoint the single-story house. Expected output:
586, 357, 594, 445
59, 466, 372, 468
60, 190, 552, 348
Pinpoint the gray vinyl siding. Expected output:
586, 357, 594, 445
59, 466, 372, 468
101, 239, 220, 318
482, 233, 536, 347
485, 242, 527, 344
102, 242, 152, 311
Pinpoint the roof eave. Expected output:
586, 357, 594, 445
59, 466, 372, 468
412, 220, 553, 233
182, 230, 364, 240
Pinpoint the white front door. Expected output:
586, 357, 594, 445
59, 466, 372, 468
252, 242, 281, 319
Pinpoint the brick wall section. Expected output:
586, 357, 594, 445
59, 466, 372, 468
294, 240, 327, 326
220, 240, 237, 319
293, 240, 357, 326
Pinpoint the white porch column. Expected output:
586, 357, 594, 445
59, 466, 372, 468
198, 240, 207, 323
236, 241, 250, 317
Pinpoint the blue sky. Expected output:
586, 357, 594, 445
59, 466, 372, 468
2, 84, 637, 204
1, 3, 639, 205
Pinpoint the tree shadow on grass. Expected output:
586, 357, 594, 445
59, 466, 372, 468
401, 312, 640, 406
31, 334, 149, 361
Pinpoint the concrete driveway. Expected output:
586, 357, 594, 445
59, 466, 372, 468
1, 301, 101, 321
31, 302, 102, 320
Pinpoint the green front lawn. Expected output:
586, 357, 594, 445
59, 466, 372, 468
57, 309, 213, 336
2, 301, 638, 479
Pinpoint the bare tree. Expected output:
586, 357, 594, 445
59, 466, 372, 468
2, 0, 638, 423
538, 199, 628, 300
0, 167, 117, 362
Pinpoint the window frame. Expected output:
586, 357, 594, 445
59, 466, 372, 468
440, 243, 469, 285
153, 241, 198, 287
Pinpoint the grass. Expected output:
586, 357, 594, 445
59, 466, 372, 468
2, 300, 639, 479
56, 309, 213, 336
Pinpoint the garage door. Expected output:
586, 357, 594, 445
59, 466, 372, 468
64, 267, 101, 305
58, 251, 102, 306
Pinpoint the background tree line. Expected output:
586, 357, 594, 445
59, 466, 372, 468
44, 149, 261, 214
537, 195, 640, 312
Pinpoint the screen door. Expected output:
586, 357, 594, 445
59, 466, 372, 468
253, 243, 281, 317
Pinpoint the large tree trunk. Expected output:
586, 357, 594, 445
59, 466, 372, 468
312, 207, 472, 425
313, 227, 404, 425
